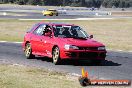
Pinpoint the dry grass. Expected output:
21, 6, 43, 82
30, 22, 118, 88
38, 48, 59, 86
112, 11, 132, 16
0, 64, 81, 88
0, 19, 132, 51
0, 64, 130, 88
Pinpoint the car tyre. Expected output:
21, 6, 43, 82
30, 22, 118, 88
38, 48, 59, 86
50, 13, 53, 16
52, 47, 61, 65
56, 13, 58, 16
25, 43, 35, 59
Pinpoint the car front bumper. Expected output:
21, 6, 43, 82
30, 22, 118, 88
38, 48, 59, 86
60, 50, 107, 60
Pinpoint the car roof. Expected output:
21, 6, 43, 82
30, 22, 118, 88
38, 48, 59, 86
38, 22, 75, 26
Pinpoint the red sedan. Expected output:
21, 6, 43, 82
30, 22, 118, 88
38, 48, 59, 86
22, 22, 107, 65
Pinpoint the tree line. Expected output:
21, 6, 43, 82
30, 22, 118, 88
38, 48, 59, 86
0, 0, 132, 8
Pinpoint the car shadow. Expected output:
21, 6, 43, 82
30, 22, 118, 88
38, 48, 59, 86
60, 60, 121, 66
35, 57, 121, 66
36, 56, 53, 62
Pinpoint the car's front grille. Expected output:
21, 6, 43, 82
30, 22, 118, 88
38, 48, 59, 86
79, 52, 98, 58
65, 52, 77, 57
79, 47, 98, 51
100, 53, 106, 58
65, 52, 106, 59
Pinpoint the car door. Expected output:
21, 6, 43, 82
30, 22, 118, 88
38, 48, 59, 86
31, 24, 46, 55
40, 25, 54, 57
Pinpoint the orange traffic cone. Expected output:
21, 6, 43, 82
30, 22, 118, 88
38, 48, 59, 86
82, 67, 89, 78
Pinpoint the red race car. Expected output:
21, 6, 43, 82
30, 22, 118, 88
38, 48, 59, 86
22, 22, 107, 65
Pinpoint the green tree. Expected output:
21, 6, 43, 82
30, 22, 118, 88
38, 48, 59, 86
28, 0, 41, 5
1, 0, 132, 8
45, 0, 63, 6
3, 0, 8, 3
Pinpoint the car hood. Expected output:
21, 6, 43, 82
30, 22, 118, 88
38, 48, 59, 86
59, 38, 104, 47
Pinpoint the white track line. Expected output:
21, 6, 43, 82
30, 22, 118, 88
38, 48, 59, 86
19, 18, 114, 21
0, 41, 22, 44
76, 18, 114, 20
19, 19, 77, 21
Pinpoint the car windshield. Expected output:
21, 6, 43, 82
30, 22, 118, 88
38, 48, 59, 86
53, 25, 89, 39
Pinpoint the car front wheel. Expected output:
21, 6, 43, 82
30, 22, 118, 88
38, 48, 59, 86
52, 47, 61, 65
56, 13, 58, 16
25, 43, 35, 59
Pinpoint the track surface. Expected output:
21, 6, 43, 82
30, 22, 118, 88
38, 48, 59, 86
0, 14, 91, 19
1, 5, 132, 19
0, 5, 93, 19
0, 42, 132, 80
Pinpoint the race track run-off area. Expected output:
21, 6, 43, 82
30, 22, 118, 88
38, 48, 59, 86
0, 42, 132, 81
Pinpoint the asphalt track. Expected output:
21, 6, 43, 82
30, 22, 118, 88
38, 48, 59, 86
0, 13, 91, 19
0, 5, 94, 19
1, 5, 132, 19
0, 42, 132, 80
0, 10, 131, 20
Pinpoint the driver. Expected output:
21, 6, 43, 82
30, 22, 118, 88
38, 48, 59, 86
44, 25, 52, 36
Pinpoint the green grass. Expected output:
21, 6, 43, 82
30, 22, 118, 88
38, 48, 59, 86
0, 19, 132, 51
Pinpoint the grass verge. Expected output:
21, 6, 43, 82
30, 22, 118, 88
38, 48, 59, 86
112, 11, 132, 16
0, 18, 132, 51
0, 64, 130, 88
0, 64, 81, 88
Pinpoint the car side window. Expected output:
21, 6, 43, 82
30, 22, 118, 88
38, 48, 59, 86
33, 24, 46, 35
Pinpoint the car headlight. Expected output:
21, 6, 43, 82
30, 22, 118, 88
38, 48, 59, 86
98, 46, 105, 50
64, 45, 79, 50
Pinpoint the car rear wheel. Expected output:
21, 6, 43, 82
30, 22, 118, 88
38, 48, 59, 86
25, 43, 35, 59
52, 47, 61, 65
50, 13, 53, 16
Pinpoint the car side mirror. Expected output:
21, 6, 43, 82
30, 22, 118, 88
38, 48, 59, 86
90, 35, 93, 39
